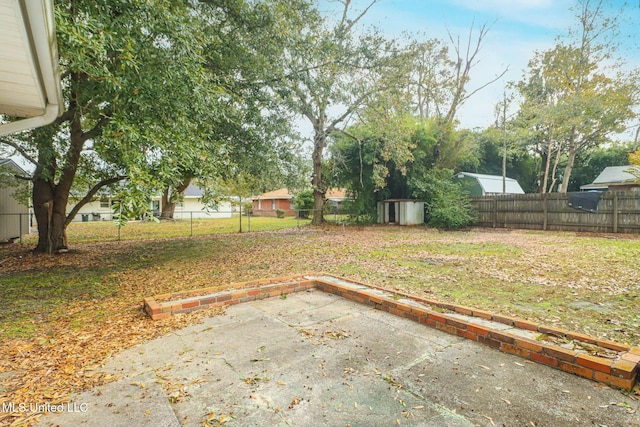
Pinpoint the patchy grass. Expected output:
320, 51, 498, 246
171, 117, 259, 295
1, 226, 639, 426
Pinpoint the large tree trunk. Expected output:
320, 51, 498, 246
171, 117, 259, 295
33, 106, 86, 253
160, 177, 192, 220
311, 130, 326, 225
32, 173, 72, 254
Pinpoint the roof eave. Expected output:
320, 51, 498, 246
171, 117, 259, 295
0, 0, 63, 137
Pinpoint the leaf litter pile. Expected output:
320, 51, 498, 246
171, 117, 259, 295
1, 226, 639, 425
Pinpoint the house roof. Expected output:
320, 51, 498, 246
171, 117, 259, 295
325, 188, 347, 201
183, 184, 204, 198
456, 172, 525, 195
254, 188, 293, 200
580, 166, 638, 190
0, 158, 26, 175
0, 0, 63, 136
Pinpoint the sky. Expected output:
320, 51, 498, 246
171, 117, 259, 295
318, 0, 640, 132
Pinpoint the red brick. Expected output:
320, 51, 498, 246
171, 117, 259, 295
472, 309, 493, 320
381, 299, 398, 309
467, 324, 490, 337
424, 318, 437, 328
435, 323, 457, 335
565, 332, 598, 345
576, 354, 612, 374
369, 296, 383, 305
501, 342, 530, 358
457, 329, 477, 341
489, 330, 515, 345
593, 371, 635, 391
621, 352, 640, 364
200, 297, 217, 305
446, 318, 469, 330
410, 306, 430, 317
398, 303, 412, 313
492, 315, 517, 326
389, 307, 404, 317
530, 352, 559, 367
537, 325, 567, 338
440, 303, 457, 311
595, 339, 630, 352
477, 335, 501, 349
428, 312, 447, 324
559, 362, 594, 379
543, 345, 577, 363
152, 312, 171, 320
611, 359, 638, 379
515, 338, 544, 353
182, 300, 199, 309
514, 320, 538, 331
247, 289, 261, 296
454, 306, 473, 316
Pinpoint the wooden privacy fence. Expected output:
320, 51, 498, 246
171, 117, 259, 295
470, 191, 640, 234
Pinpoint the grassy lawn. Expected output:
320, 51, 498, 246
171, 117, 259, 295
19, 214, 311, 244
1, 225, 639, 425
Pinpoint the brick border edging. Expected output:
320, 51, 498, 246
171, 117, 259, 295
142, 273, 639, 391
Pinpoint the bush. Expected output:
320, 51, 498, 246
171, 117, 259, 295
409, 169, 476, 230
293, 189, 314, 218
276, 209, 285, 218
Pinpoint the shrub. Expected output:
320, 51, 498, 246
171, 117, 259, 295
409, 169, 476, 229
276, 209, 285, 218
293, 189, 314, 218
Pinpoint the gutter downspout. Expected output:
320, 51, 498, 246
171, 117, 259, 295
0, 0, 62, 137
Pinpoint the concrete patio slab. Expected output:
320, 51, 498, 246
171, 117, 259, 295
36, 291, 639, 427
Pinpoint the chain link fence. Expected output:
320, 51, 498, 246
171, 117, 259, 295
2, 208, 375, 243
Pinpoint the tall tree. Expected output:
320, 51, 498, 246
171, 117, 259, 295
276, 0, 402, 224
514, 0, 638, 193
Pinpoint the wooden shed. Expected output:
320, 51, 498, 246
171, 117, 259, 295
377, 199, 424, 226
0, 159, 29, 241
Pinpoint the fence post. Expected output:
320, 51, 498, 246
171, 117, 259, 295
543, 194, 548, 231
492, 197, 497, 228
613, 192, 618, 233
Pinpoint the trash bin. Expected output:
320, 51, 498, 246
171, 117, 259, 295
81, 214, 89, 222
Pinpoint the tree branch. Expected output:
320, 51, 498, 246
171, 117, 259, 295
0, 138, 39, 166
65, 175, 126, 226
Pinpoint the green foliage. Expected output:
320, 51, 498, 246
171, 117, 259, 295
409, 169, 475, 229
275, 209, 285, 219
293, 190, 314, 218
567, 144, 634, 191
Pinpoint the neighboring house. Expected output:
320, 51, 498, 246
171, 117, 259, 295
455, 172, 525, 196
71, 184, 233, 221
325, 188, 348, 212
580, 166, 640, 191
377, 199, 425, 226
252, 188, 295, 217
0, 159, 29, 241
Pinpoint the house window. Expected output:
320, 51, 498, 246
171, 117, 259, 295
100, 196, 109, 208
271, 200, 275, 210
258, 199, 262, 210
289, 200, 294, 209
176, 201, 184, 208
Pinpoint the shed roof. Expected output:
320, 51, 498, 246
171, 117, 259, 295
456, 172, 525, 195
580, 166, 638, 190
0, 0, 63, 136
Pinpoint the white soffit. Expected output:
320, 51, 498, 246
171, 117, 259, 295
0, 0, 63, 136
